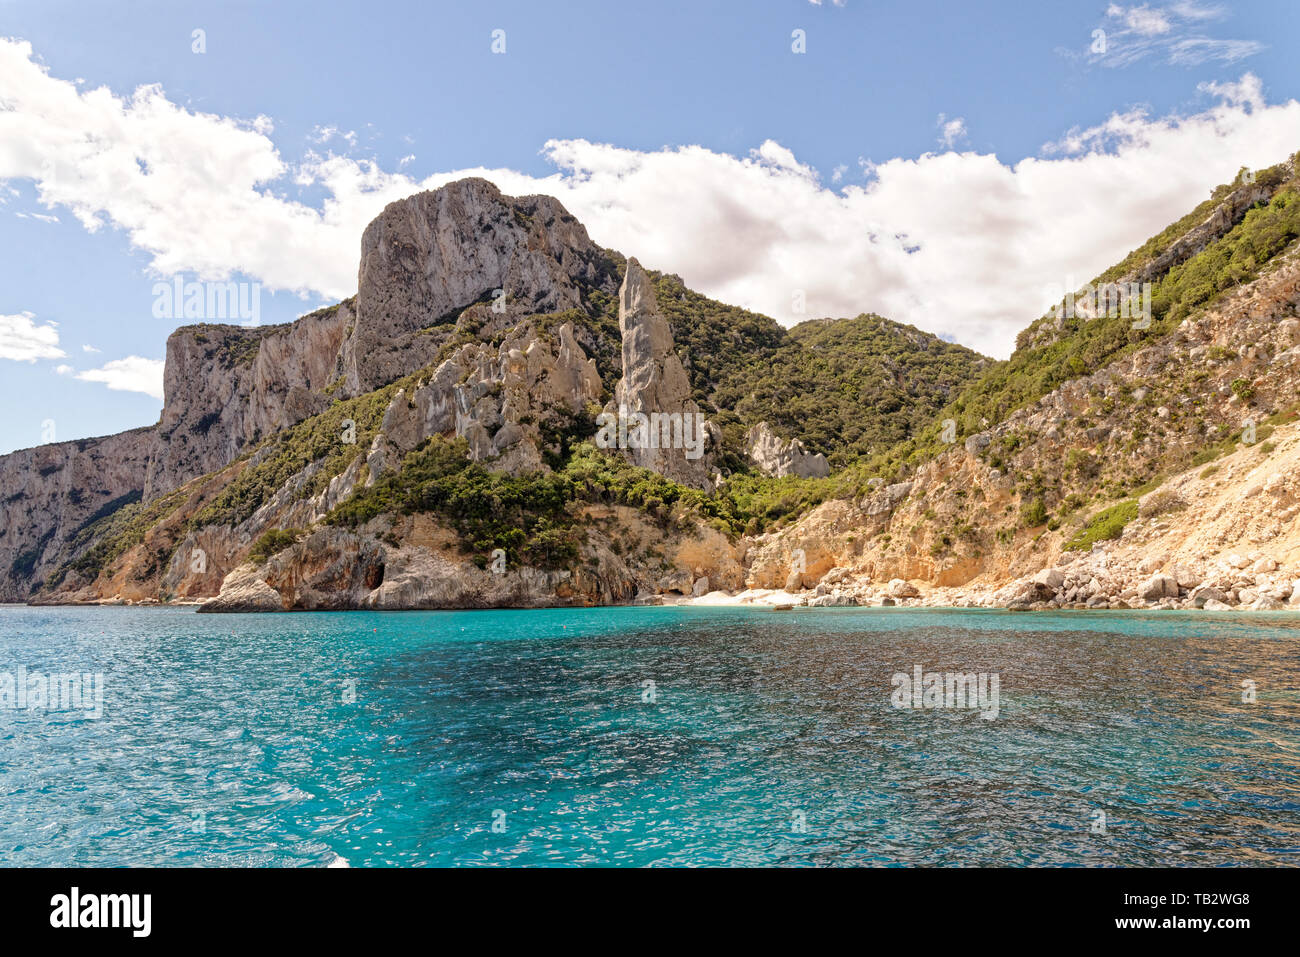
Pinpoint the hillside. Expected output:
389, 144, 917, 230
0, 178, 984, 606
6, 152, 1300, 614
748, 152, 1300, 611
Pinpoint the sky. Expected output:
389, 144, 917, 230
1, 0, 1299, 455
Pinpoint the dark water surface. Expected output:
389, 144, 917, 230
1, 604, 1297, 866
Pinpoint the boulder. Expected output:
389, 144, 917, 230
821, 567, 850, 585
658, 569, 694, 595
198, 565, 285, 613
1138, 574, 1179, 601
1032, 567, 1065, 591
1169, 564, 1201, 589
1190, 585, 1228, 608
888, 579, 920, 598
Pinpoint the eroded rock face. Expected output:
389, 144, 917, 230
606, 259, 717, 487
343, 178, 614, 394
0, 428, 154, 601
370, 320, 603, 476
0, 179, 623, 599
145, 304, 352, 498
745, 422, 830, 478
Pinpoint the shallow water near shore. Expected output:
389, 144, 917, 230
1, 604, 1297, 866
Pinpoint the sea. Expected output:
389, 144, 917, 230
1, 604, 1297, 867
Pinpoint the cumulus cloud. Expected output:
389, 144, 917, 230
0, 312, 65, 362
2, 38, 1299, 359
76, 356, 165, 401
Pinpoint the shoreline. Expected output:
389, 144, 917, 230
12, 590, 1300, 613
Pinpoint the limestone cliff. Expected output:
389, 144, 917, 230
0, 428, 153, 602
370, 318, 603, 477
606, 259, 717, 487
342, 178, 616, 394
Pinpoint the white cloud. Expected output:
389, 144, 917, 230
0, 312, 65, 362
937, 114, 967, 148
54, 363, 73, 375
2, 37, 1299, 359
81, 343, 100, 353
1092, 2, 1262, 67
1167, 37, 1263, 66
309, 125, 358, 148
1110, 3, 1172, 36
76, 356, 164, 401
15, 210, 58, 223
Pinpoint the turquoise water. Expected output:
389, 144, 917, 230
1, 604, 1297, 867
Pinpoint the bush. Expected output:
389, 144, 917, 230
1063, 499, 1138, 551
1020, 498, 1048, 528
1138, 488, 1185, 518
249, 528, 305, 564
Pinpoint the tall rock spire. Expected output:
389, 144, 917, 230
607, 259, 716, 487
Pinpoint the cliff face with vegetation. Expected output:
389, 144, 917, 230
0, 177, 981, 607
6, 157, 1298, 612
750, 157, 1300, 611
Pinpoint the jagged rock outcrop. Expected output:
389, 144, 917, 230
342, 178, 615, 394
745, 422, 830, 478
369, 320, 602, 476
199, 505, 747, 612
606, 259, 717, 487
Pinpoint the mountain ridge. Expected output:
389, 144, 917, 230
5, 153, 1299, 612
0, 177, 981, 604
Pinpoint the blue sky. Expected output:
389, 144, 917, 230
1, 0, 1299, 454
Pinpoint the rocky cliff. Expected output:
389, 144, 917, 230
744, 161, 1300, 612
9, 156, 1295, 614
342, 179, 616, 394
0, 428, 153, 602
606, 259, 718, 487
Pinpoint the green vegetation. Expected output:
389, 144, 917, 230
1062, 499, 1138, 551
45, 485, 191, 588
326, 435, 838, 567
1138, 487, 1186, 519
191, 374, 405, 530
328, 436, 582, 568
1019, 498, 1049, 528
249, 528, 305, 563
